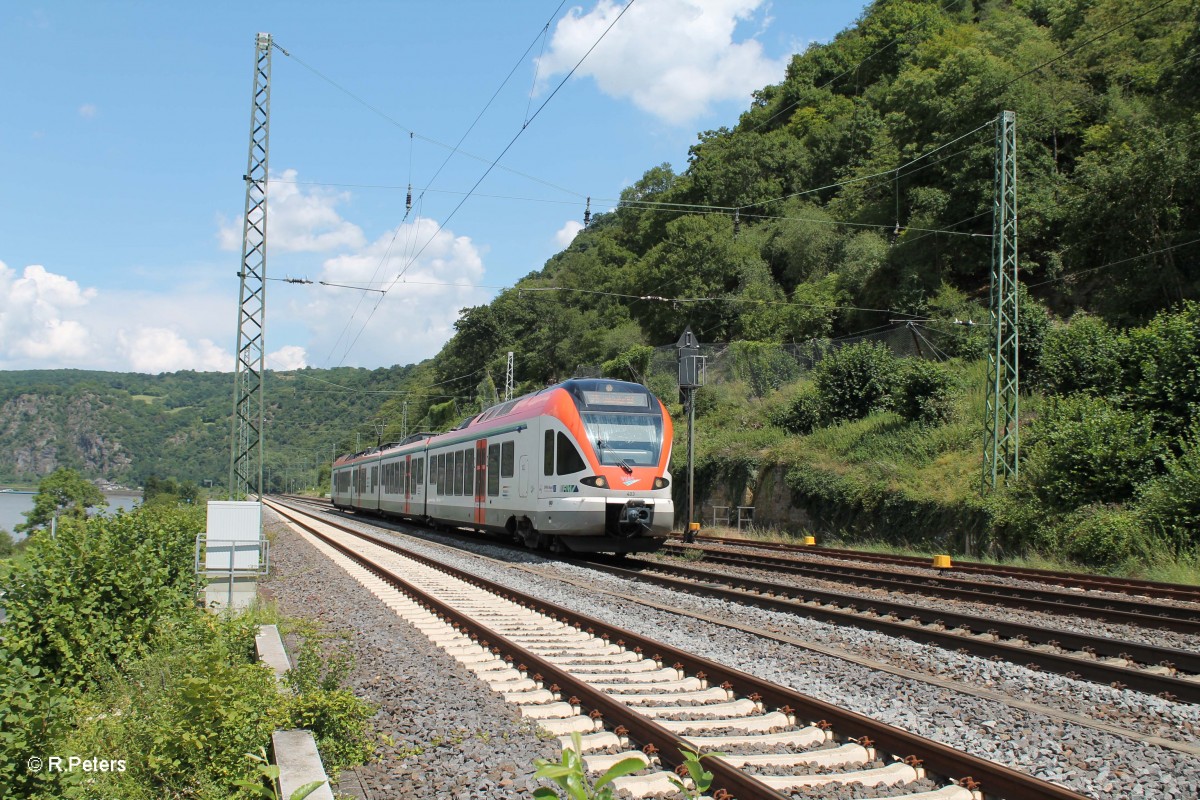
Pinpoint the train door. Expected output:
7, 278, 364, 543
474, 439, 487, 524
403, 455, 411, 515
518, 455, 530, 498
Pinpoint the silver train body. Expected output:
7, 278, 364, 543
331, 378, 674, 554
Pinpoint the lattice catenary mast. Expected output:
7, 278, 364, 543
228, 32, 273, 499
983, 110, 1019, 494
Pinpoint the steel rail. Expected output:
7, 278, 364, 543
671, 534, 1200, 603
584, 558, 1200, 704
271, 499, 1090, 800
277, 496, 1200, 699
659, 543, 1200, 632
273, 503, 789, 800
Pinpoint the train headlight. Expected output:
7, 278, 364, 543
653, 477, 669, 489
580, 476, 608, 488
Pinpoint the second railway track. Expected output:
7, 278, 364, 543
268, 497, 1091, 800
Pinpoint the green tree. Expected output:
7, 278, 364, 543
16, 467, 107, 533
812, 341, 898, 422
1022, 394, 1162, 512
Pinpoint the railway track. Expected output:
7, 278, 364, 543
670, 534, 1200, 605
281, 495, 1200, 703
657, 542, 1200, 633
267, 497, 1088, 800
586, 555, 1200, 704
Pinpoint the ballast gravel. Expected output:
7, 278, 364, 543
313, 512, 1200, 800
638, 551, 1200, 652
262, 511, 561, 800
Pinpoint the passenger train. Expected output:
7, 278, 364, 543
330, 378, 674, 554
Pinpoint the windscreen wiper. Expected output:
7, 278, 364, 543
596, 439, 634, 474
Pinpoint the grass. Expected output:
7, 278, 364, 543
696, 524, 1200, 584
679, 359, 1200, 582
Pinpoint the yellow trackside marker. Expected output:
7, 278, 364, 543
932, 554, 952, 569
689, 522, 701, 532
802, 536, 816, 546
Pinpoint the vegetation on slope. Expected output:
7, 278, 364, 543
1, 1, 1196, 573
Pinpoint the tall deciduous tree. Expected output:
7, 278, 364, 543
17, 467, 107, 533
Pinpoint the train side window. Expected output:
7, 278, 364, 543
464, 449, 475, 497
415, 457, 424, 490
501, 441, 515, 478
487, 444, 500, 496
556, 433, 587, 475
432, 454, 440, 493
543, 430, 554, 476
438, 453, 447, 493
453, 449, 464, 495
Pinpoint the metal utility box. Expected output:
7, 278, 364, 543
204, 500, 265, 571
197, 500, 269, 611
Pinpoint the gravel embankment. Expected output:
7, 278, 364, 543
316, 513, 1200, 800
262, 511, 561, 800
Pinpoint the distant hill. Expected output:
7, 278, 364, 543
0, 366, 416, 489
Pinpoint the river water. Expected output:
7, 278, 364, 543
0, 491, 141, 540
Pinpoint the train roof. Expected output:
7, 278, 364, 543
333, 378, 658, 465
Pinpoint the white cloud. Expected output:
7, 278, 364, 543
555, 219, 584, 247
117, 327, 229, 373
218, 168, 366, 253
0, 263, 96, 363
78, 103, 97, 119
538, 0, 788, 124
0, 260, 237, 374
292, 216, 492, 367
268, 345, 307, 371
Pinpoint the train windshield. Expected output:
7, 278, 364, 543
580, 413, 663, 467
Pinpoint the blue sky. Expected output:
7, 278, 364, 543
1, 1, 869, 374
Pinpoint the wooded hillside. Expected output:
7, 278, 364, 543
394, 0, 1197, 420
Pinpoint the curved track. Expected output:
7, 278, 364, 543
280, 495, 1200, 703
268, 497, 1089, 800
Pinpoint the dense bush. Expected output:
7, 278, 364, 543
1, 504, 201, 688
775, 388, 825, 434
67, 616, 282, 800
0, 658, 70, 797
812, 341, 897, 422
1137, 429, 1200, 549
895, 359, 959, 424
1038, 313, 1123, 396
727, 341, 802, 397
1022, 395, 1161, 511
601, 344, 655, 383
1121, 301, 1200, 439
1058, 505, 1148, 569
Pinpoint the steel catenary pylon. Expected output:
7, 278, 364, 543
983, 110, 1019, 494
228, 32, 273, 500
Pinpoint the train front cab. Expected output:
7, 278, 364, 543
535, 379, 673, 554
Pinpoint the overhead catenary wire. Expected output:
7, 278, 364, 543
737, 119, 994, 212
292, 1, 577, 366
332, 0, 639, 368
1024, 236, 1200, 291
747, 0, 968, 135
273, 41, 584, 201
